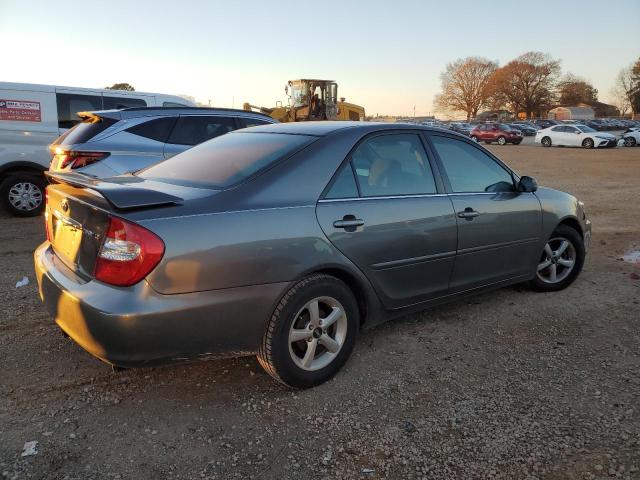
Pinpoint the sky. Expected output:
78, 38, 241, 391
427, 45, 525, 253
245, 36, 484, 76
1, 0, 638, 117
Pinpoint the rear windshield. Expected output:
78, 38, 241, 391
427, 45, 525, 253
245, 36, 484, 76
53, 117, 117, 146
138, 132, 316, 188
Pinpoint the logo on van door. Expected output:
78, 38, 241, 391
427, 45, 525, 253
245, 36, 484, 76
0, 99, 42, 122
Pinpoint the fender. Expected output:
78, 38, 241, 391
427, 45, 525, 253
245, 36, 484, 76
0, 161, 48, 176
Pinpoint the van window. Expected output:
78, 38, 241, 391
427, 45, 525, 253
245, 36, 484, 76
56, 93, 103, 129
103, 96, 147, 110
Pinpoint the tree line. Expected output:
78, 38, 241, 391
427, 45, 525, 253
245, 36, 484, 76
434, 53, 640, 120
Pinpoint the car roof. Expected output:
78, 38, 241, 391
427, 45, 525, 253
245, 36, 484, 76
239, 121, 454, 136
80, 107, 274, 121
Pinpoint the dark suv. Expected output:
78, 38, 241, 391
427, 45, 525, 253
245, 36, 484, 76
470, 123, 523, 145
49, 107, 277, 178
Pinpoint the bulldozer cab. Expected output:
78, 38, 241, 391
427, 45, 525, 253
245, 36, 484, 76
286, 79, 338, 121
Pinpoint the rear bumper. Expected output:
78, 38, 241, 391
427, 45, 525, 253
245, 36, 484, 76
34, 242, 289, 367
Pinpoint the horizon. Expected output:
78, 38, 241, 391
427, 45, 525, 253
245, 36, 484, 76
1, 0, 638, 117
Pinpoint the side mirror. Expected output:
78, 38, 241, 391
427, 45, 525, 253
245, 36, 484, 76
518, 175, 538, 193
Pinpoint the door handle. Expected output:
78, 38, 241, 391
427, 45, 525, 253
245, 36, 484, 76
457, 208, 479, 219
333, 215, 364, 231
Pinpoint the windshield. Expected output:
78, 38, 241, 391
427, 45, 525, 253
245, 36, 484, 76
139, 132, 316, 188
577, 125, 596, 133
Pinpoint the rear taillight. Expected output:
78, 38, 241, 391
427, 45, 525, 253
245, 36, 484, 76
55, 151, 110, 170
94, 217, 164, 287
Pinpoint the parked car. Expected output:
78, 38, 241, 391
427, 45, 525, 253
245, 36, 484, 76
586, 119, 609, 131
509, 123, 536, 136
49, 107, 277, 178
35, 122, 591, 388
622, 128, 640, 147
0, 82, 194, 216
536, 124, 617, 148
449, 122, 473, 136
532, 119, 559, 129
470, 123, 523, 145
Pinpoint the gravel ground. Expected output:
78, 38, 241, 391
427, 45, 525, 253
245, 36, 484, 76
1, 143, 639, 480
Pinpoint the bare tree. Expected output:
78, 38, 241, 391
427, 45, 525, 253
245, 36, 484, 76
433, 57, 498, 121
487, 52, 561, 118
612, 59, 640, 118
610, 73, 631, 116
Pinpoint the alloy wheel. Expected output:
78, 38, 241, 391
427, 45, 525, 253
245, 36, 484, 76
8, 182, 43, 212
536, 237, 576, 284
497, 136, 506, 145
288, 296, 348, 371
583, 138, 594, 149
624, 137, 636, 147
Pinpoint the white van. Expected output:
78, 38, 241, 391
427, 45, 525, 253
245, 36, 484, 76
0, 82, 195, 216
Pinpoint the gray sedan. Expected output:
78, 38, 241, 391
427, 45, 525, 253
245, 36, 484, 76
35, 122, 591, 388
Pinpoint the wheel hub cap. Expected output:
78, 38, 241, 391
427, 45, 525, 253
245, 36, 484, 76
8, 182, 42, 211
288, 296, 348, 371
536, 236, 576, 284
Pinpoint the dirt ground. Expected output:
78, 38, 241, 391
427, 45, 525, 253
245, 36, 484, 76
1, 143, 639, 480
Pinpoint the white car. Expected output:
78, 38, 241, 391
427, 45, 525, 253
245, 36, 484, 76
535, 124, 617, 149
622, 129, 640, 147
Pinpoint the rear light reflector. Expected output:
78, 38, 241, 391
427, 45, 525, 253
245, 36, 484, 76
94, 217, 164, 287
44, 187, 52, 242
56, 151, 110, 170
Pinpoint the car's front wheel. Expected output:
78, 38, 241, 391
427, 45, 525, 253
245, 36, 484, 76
529, 225, 585, 292
0, 172, 46, 217
497, 136, 507, 145
582, 138, 594, 149
257, 274, 359, 388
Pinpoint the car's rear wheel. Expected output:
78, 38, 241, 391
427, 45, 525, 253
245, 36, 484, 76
582, 138, 594, 149
623, 136, 636, 147
497, 136, 507, 145
471, 135, 479, 142
257, 274, 359, 388
1, 172, 46, 217
541, 136, 552, 147
529, 225, 585, 292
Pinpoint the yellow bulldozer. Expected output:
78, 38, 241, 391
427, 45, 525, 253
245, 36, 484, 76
243, 79, 365, 123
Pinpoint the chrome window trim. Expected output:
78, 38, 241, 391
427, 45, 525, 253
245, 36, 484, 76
318, 193, 448, 203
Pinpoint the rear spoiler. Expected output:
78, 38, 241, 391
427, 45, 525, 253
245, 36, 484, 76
46, 172, 183, 211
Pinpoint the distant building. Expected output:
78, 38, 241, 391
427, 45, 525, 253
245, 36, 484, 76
577, 101, 620, 118
548, 106, 595, 120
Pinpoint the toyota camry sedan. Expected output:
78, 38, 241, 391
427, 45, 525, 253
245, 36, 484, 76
35, 122, 591, 388
535, 124, 617, 148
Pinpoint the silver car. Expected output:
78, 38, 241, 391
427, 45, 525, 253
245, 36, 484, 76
49, 107, 276, 178
35, 122, 591, 388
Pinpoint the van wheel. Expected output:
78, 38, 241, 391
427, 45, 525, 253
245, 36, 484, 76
257, 274, 359, 388
1, 172, 46, 217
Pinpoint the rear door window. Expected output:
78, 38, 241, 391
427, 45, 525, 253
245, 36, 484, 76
140, 132, 315, 188
167, 115, 237, 146
350, 133, 437, 197
126, 117, 177, 142
56, 93, 103, 129
103, 96, 148, 109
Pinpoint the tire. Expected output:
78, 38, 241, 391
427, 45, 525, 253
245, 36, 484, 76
497, 136, 507, 145
471, 136, 479, 142
541, 136, 552, 147
582, 138, 594, 149
257, 274, 359, 388
529, 225, 585, 292
623, 136, 636, 147
0, 172, 46, 217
